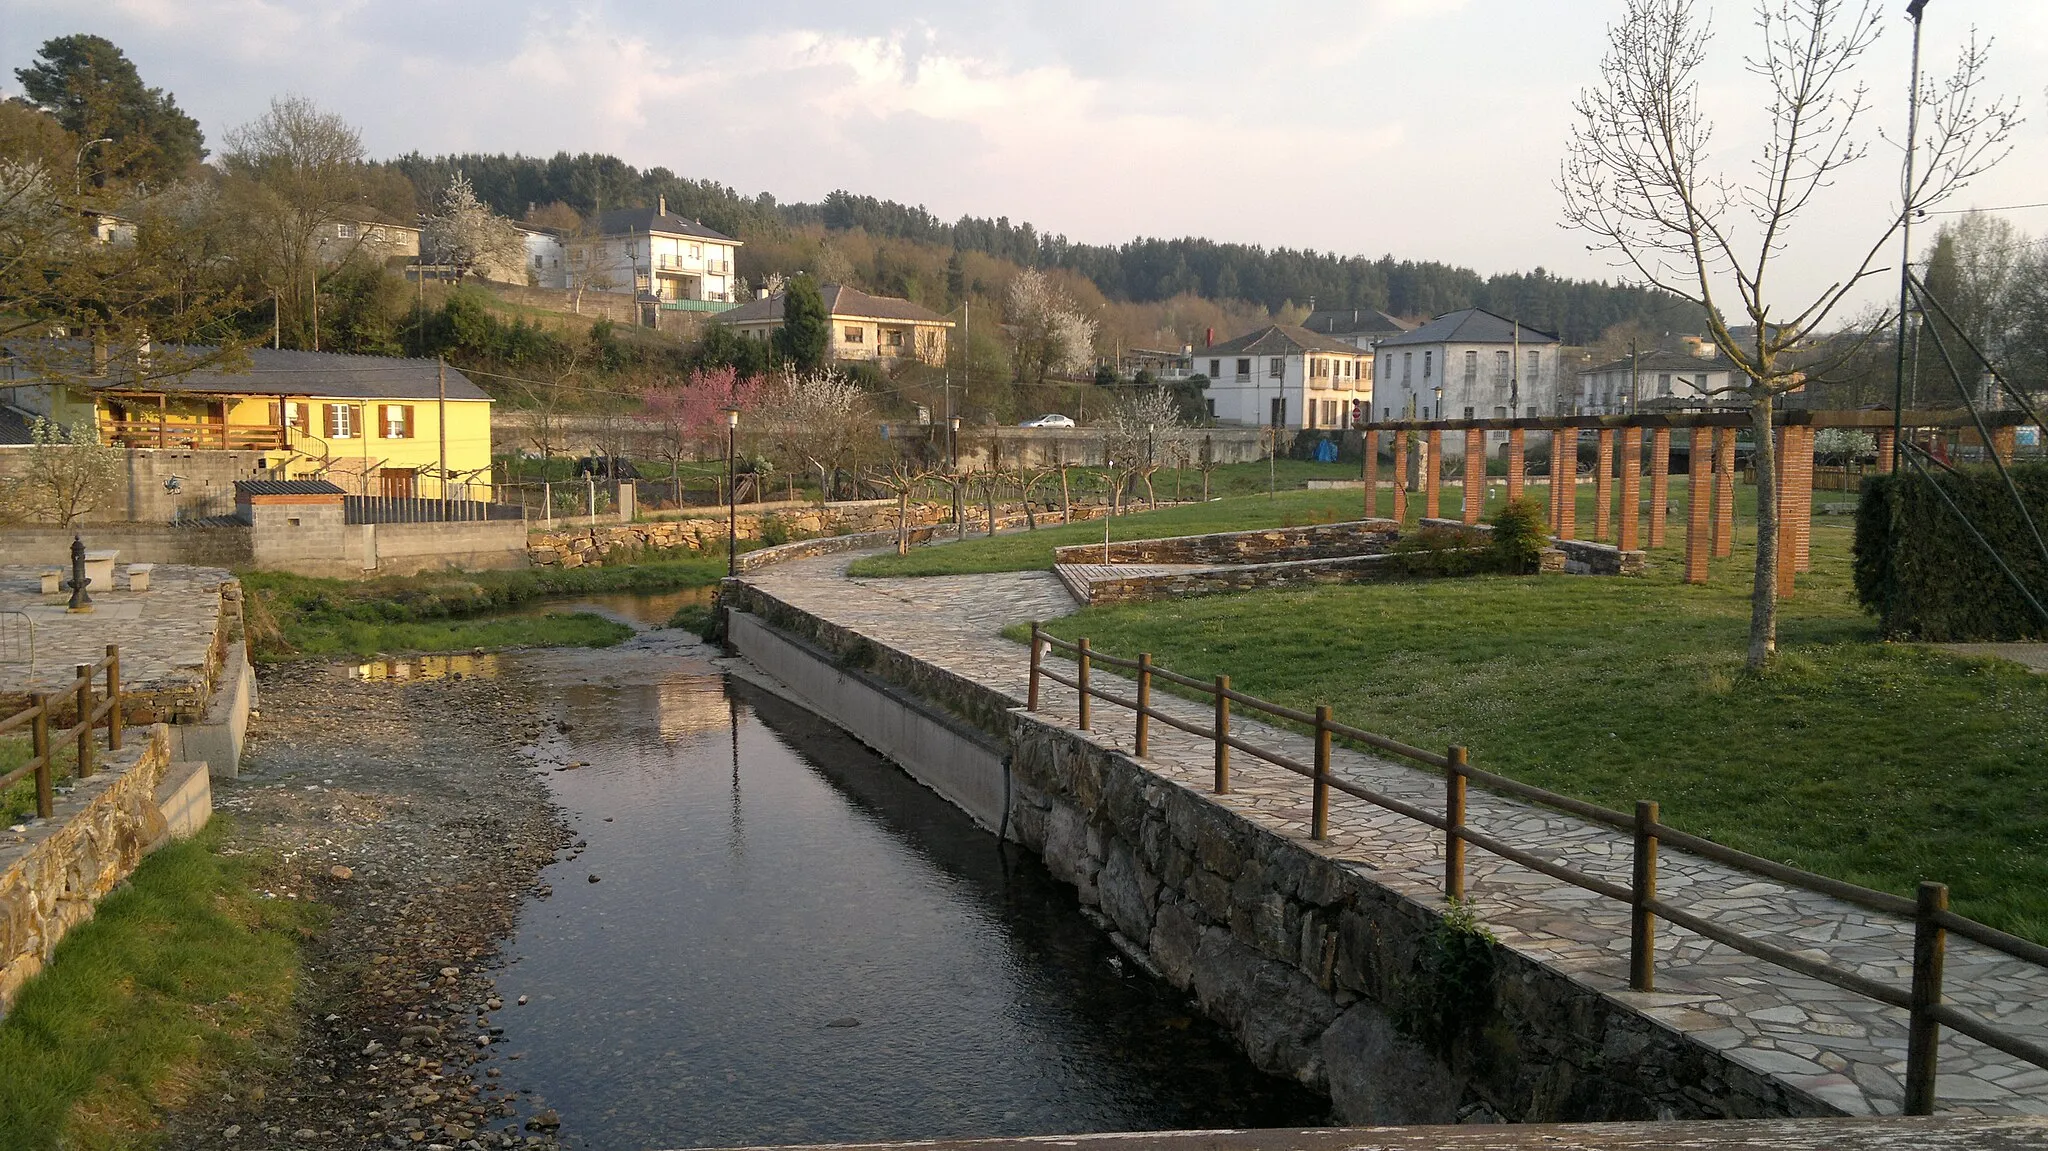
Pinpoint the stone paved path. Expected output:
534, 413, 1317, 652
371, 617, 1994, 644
744, 552, 2048, 1119
0, 564, 227, 696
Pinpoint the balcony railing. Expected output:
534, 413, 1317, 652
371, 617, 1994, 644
104, 420, 288, 451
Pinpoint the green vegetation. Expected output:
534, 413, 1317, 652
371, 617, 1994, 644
242, 558, 725, 660
1855, 464, 2048, 641
0, 821, 319, 1149
1033, 506, 2048, 942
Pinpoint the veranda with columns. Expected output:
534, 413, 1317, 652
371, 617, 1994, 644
1356, 409, 2035, 594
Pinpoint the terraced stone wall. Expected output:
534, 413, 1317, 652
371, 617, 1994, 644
1054, 520, 1400, 567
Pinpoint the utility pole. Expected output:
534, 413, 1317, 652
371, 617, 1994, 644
1892, 0, 1930, 471
1629, 338, 1640, 415
1512, 319, 1521, 417
437, 357, 449, 501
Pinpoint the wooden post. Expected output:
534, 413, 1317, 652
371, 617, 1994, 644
1213, 675, 1232, 794
32, 695, 52, 820
1713, 427, 1736, 559
1649, 427, 1671, 548
1556, 429, 1578, 541
1686, 429, 1712, 584
1027, 624, 1043, 712
1135, 653, 1153, 758
1391, 431, 1408, 523
1631, 800, 1660, 991
75, 664, 94, 778
1312, 705, 1333, 842
1906, 881, 1950, 1116
1445, 746, 1468, 901
1462, 428, 1485, 524
1595, 428, 1615, 541
105, 644, 122, 751
1363, 430, 1380, 520
1076, 638, 1092, 731
1506, 428, 1526, 506
1619, 426, 1643, 551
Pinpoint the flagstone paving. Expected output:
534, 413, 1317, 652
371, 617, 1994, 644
742, 550, 2048, 1119
0, 564, 228, 696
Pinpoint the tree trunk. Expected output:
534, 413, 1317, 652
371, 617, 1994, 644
985, 477, 997, 537
896, 490, 909, 555
1060, 467, 1071, 522
1747, 391, 1779, 671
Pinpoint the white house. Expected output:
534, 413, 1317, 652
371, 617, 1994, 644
1373, 308, 1561, 424
564, 197, 742, 305
1577, 348, 1737, 414
1195, 324, 1373, 431
1300, 307, 1414, 351
520, 226, 567, 289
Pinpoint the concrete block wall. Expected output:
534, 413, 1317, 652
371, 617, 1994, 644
0, 523, 255, 569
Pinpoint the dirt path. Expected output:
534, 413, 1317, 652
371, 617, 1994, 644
164, 657, 572, 1151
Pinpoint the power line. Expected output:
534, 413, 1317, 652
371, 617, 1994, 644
1923, 201, 2048, 217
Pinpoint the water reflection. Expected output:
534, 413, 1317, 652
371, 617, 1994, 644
490, 668, 1325, 1150
517, 586, 715, 630
347, 652, 502, 681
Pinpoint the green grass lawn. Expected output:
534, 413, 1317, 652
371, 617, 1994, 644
242, 557, 726, 660
1028, 494, 2048, 942
0, 820, 318, 1149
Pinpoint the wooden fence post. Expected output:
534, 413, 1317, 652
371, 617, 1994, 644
1312, 705, 1333, 841
1906, 880, 1950, 1116
1076, 638, 1092, 731
74, 664, 94, 779
1027, 624, 1042, 711
1631, 800, 1660, 991
105, 645, 122, 751
32, 695, 52, 820
1446, 745, 1468, 901
1213, 675, 1231, 794
1136, 653, 1153, 757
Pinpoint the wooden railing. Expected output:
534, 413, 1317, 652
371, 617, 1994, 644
104, 420, 288, 451
1025, 625, 2048, 1116
0, 646, 122, 820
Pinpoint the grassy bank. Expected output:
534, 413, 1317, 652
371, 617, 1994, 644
243, 557, 725, 660
1033, 509, 2048, 942
0, 821, 318, 1149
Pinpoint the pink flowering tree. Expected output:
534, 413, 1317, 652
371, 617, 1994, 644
642, 367, 764, 504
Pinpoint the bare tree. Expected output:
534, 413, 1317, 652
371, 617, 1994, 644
1100, 387, 1183, 508
0, 417, 124, 526
1560, 0, 2019, 669
220, 95, 372, 346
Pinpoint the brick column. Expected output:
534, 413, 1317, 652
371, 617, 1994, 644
1713, 426, 1736, 559
1423, 432, 1441, 521
1507, 428, 1526, 506
1992, 426, 2018, 465
1774, 429, 1796, 599
1363, 430, 1380, 520
1875, 428, 1896, 474
1594, 428, 1615, 541
1791, 425, 1813, 573
1649, 426, 1671, 549
1685, 427, 1712, 584
1619, 425, 1643, 552
1463, 428, 1485, 524
1556, 429, 1578, 541
1391, 431, 1408, 523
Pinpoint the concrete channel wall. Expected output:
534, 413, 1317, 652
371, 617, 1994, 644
723, 584, 1834, 1127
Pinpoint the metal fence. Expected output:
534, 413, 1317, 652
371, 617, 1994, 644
1025, 625, 2048, 1116
342, 495, 526, 525
0, 610, 32, 673
0, 646, 122, 820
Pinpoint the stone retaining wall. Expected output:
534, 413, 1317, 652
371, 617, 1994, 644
1054, 519, 1400, 567
1072, 552, 1449, 607
1419, 518, 1647, 577
0, 723, 177, 1013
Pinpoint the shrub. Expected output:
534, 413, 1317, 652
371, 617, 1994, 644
759, 514, 793, 547
1854, 464, 2048, 641
1389, 525, 1488, 577
1488, 496, 1550, 574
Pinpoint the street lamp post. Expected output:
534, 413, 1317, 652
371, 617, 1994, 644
74, 137, 113, 196
723, 407, 740, 577
949, 416, 964, 539
1104, 458, 1115, 563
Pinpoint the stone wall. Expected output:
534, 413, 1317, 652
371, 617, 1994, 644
0, 446, 273, 524
1069, 552, 1452, 607
530, 498, 1079, 568
1, 523, 255, 569
1054, 519, 1399, 567
0, 723, 177, 1013
1419, 518, 1647, 577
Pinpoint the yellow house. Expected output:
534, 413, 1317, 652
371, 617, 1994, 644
716, 283, 954, 367
1, 346, 495, 499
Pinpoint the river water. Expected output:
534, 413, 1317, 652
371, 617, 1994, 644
475, 628, 1326, 1150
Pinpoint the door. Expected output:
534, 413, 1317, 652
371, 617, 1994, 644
379, 468, 417, 499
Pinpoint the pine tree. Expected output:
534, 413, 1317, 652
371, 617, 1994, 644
15, 34, 205, 186
776, 275, 830, 370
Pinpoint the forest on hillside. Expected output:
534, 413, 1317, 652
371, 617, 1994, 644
379, 152, 1701, 345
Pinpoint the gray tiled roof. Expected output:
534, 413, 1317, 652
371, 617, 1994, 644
0, 403, 32, 445
1301, 308, 1414, 339
1376, 308, 1559, 347
76, 347, 492, 402
1199, 324, 1370, 358
234, 479, 347, 497
1581, 349, 1731, 375
717, 284, 954, 326
593, 207, 740, 244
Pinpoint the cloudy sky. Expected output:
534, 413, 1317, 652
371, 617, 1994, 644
8, 1, 2048, 307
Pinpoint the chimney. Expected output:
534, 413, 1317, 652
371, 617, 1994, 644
658, 195, 666, 216
1205, 327, 1214, 347
756, 287, 768, 300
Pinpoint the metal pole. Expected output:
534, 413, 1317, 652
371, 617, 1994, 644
1893, 1, 1928, 470
437, 357, 448, 503
726, 415, 738, 577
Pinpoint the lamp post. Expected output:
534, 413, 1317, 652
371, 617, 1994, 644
723, 407, 740, 577
1104, 458, 1116, 562
74, 137, 112, 196
949, 416, 964, 539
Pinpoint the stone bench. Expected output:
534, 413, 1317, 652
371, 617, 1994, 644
126, 563, 155, 593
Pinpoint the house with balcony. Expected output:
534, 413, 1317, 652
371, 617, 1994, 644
715, 284, 953, 367
1577, 348, 1738, 414
1195, 325, 1372, 431
0, 345, 495, 500
563, 198, 741, 313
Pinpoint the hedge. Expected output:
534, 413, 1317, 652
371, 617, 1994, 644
1853, 463, 2048, 640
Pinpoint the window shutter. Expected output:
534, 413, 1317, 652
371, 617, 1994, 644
325, 404, 339, 438
403, 405, 415, 438
295, 402, 310, 432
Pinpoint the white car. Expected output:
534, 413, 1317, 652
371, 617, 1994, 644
1020, 414, 1076, 429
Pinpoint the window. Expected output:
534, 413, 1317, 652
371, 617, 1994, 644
843, 326, 865, 344
1424, 351, 1433, 379
1463, 406, 1475, 420
1209, 358, 1220, 378
689, 244, 701, 258
1659, 373, 1673, 397
1527, 350, 1541, 383
1464, 350, 1478, 387
336, 222, 355, 239
1206, 398, 1217, 418
1236, 358, 1252, 381
533, 254, 544, 269
282, 401, 310, 433
1270, 357, 1285, 378
324, 403, 354, 439
882, 328, 905, 348
1695, 373, 1708, 393
1495, 350, 1510, 383
380, 404, 414, 439
1402, 352, 1412, 384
